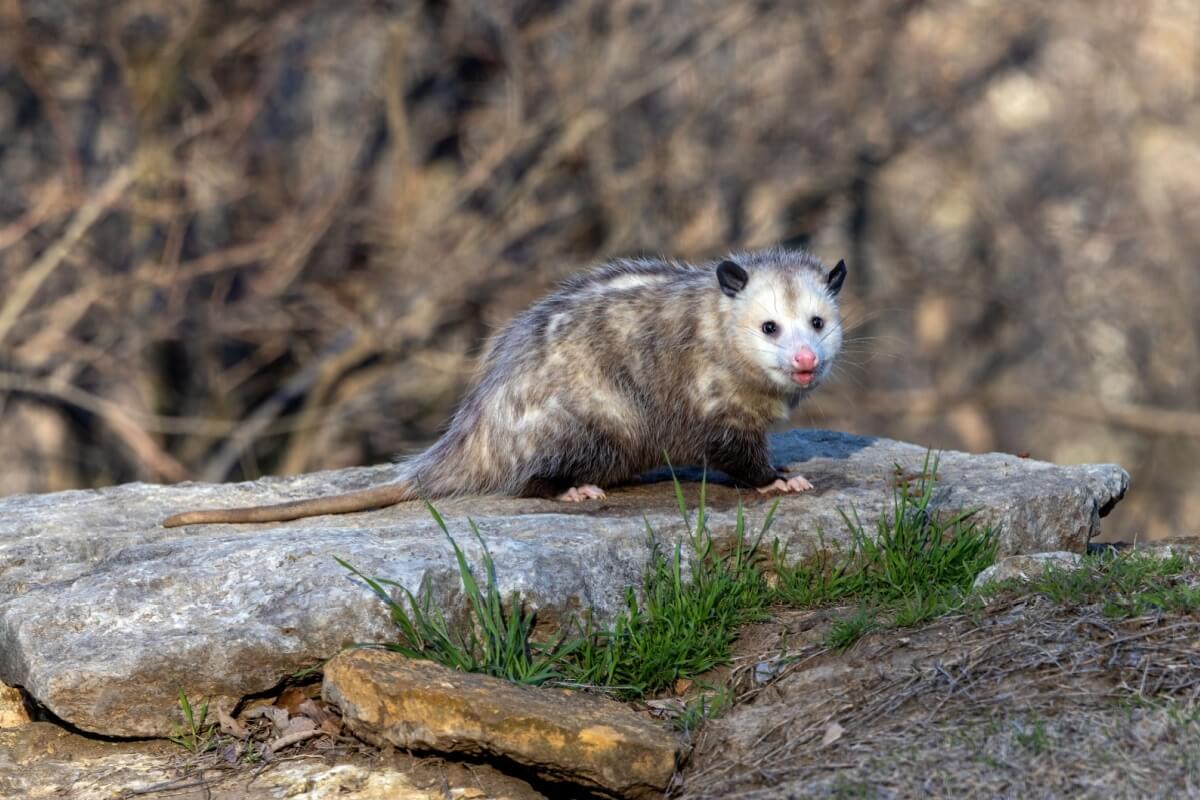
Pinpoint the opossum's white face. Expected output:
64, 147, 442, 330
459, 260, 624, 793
718, 258, 846, 394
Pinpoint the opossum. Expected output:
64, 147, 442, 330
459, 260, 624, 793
162, 247, 846, 526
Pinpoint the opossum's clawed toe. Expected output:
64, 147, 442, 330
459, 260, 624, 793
556, 484, 608, 502
756, 475, 814, 495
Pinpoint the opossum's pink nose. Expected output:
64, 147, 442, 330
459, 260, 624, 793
792, 347, 818, 371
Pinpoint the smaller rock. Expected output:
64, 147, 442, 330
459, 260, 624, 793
323, 649, 679, 800
0, 683, 30, 728
973, 551, 1083, 590
1132, 538, 1200, 560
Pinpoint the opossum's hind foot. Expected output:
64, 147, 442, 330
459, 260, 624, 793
756, 475, 814, 494
556, 484, 608, 502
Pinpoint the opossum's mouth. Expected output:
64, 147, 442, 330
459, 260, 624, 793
791, 369, 817, 387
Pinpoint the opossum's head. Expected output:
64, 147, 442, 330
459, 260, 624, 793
716, 250, 846, 394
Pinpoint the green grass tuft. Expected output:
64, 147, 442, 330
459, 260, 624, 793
336, 472, 775, 700
824, 604, 879, 651
775, 452, 996, 608
335, 501, 573, 686
168, 691, 217, 754
675, 684, 734, 735
561, 473, 773, 697
775, 452, 997, 649
336, 450, 997, 715
993, 549, 1200, 618
1013, 717, 1051, 755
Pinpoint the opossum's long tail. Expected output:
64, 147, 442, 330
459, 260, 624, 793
161, 482, 417, 527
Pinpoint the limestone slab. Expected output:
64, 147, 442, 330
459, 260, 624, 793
0, 430, 1127, 736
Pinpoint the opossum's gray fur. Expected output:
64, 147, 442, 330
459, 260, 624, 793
163, 247, 846, 526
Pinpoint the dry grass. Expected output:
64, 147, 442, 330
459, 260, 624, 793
682, 559, 1200, 798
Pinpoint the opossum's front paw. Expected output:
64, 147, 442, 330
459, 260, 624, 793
557, 484, 608, 502
756, 475, 814, 494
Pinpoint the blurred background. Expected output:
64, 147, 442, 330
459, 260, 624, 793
0, 0, 1196, 540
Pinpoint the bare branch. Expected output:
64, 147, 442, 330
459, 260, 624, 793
0, 165, 139, 346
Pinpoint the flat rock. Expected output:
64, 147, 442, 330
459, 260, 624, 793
0, 430, 1127, 736
323, 648, 678, 799
0, 723, 441, 800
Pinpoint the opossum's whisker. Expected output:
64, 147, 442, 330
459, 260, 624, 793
817, 322, 844, 345
839, 339, 900, 358
839, 347, 898, 362
838, 331, 902, 346
829, 367, 869, 390
838, 335, 896, 344
838, 305, 903, 328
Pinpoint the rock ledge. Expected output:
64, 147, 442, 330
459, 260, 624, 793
0, 430, 1127, 736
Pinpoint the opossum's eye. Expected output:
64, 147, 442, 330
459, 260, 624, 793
811, 316, 825, 330
761, 321, 779, 336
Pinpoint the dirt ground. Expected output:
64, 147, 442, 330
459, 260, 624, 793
6, 574, 1200, 800
681, 596, 1200, 799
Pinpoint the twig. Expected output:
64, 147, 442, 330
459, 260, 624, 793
267, 729, 325, 753
0, 165, 139, 346
0, 371, 189, 481
197, 332, 359, 482
0, 174, 71, 252
277, 335, 379, 475
121, 775, 223, 797
0, 371, 232, 436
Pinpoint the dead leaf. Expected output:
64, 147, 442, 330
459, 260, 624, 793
674, 678, 694, 696
298, 698, 332, 724
274, 686, 310, 716
821, 720, 845, 747
282, 716, 317, 737
217, 708, 249, 740
300, 698, 343, 735
244, 704, 290, 735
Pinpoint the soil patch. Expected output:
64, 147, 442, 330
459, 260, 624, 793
681, 591, 1200, 798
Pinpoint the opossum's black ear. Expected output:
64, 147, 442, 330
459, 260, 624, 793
717, 260, 748, 298
827, 260, 847, 296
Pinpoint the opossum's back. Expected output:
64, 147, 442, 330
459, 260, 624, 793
463, 267, 698, 425
505, 267, 715, 370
